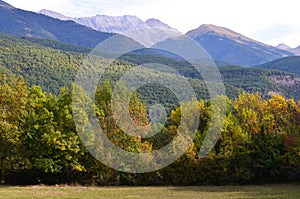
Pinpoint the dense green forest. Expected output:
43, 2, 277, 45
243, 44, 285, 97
0, 34, 84, 94
1, 34, 300, 101
220, 66, 300, 100
0, 77, 299, 185
257, 56, 300, 76
0, 33, 299, 185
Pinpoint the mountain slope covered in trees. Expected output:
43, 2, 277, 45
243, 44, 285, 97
1, 33, 300, 101
220, 66, 300, 100
257, 56, 300, 77
0, 25, 299, 187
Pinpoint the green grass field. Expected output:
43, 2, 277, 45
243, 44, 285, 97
0, 184, 299, 199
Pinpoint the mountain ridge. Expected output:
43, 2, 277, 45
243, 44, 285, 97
0, 0, 14, 9
38, 9, 177, 33
38, 9, 72, 21
0, 1, 144, 49
187, 24, 256, 43
186, 24, 293, 66
2, 32, 300, 101
1, 1, 298, 67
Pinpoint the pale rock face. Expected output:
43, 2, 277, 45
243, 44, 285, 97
276, 43, 300, 56
38, 10, 180, 46
75, 15, 149, 33
145, 18, 177, 31
276, 43, 292, 51
38, 10, 177, 34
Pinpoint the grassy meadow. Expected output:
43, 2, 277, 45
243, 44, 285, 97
0, 184, 299, 199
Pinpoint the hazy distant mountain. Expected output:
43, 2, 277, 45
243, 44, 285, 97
277, 43, 292, 51
0, 1, 143, 49
38, 9, 180, 47
277, 43, 300, 56
0, 1, 111, 47
75, 15, 149, 33
186, 24, 292, 66
293, 46, 300, 55
145, 18, 177, 31
39, 10, 177, 34
2, 1, 295, 66
38, 9, 73, 21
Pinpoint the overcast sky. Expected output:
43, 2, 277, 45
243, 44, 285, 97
4, 0, 300, 47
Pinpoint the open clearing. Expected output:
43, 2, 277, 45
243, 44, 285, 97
0, 184, 299, 199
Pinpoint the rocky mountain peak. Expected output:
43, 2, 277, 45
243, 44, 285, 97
186, 24, 254, 43
276, 43, 292, 50
145, 18, 176, 31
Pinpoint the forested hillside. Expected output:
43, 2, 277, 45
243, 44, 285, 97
0, 30, 299, 186
1, 33, 300, 102
257, 56, 300, 76
0, 0, 299, 190
0, 77, 299, 185
220, 66, 300, 100
0, 34, 83, 93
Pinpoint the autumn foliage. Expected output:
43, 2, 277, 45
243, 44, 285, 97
0, 77, 299, 185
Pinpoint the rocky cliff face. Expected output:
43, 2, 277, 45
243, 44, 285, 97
39, 10, 176, 34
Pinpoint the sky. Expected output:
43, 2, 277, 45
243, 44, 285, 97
4, 0, 300, 47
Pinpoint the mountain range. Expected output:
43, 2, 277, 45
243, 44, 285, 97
38, 9, 180, 47
1, 0, 300, 101
0, 0, 143, 49
38, 9, 295, 66
1, 32, 300, 101
39, 9, 177, 34
0, 0, 298, 66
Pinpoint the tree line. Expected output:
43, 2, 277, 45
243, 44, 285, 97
0, 76, 299, 185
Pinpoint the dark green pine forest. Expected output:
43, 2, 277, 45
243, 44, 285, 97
0, 33, 299, 185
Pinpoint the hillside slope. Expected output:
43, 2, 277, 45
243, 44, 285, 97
257, 56, 300, 77
0, 1, 142, 49
1, 33, 299, 101
186, 24, 292, 66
